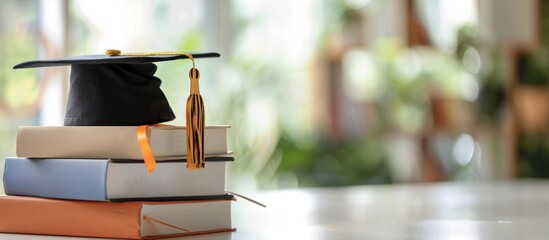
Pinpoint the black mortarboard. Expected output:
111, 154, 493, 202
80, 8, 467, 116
14, 50, 218, 170
13, 52, 219, 126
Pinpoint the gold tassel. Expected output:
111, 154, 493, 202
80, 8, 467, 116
186, 65, 205, 169
106, 49, 205, 169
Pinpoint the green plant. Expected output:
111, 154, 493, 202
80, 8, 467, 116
518, 133, 549, 178
271, 132, 391, 187
517, 49, 549, 86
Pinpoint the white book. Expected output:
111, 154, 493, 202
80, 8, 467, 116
16, 125, 230, 160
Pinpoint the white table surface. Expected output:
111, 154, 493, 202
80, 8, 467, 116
2, 180, 549, 240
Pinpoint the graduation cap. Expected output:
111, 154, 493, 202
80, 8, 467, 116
14, 50, 219, 170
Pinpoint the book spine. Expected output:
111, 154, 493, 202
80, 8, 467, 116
0, 196, 142, 239
3, 157, 109, 201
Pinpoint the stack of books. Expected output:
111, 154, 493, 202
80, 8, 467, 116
1, 125, 236, 239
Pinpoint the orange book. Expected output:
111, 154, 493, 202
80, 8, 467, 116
0, 195, 235, 239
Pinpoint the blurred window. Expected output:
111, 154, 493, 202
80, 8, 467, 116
0, 0, 41, 193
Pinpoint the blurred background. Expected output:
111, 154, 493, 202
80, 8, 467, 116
0, 0, 548, 193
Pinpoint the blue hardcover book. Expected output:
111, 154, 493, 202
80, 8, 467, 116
3, 156, 232, 201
